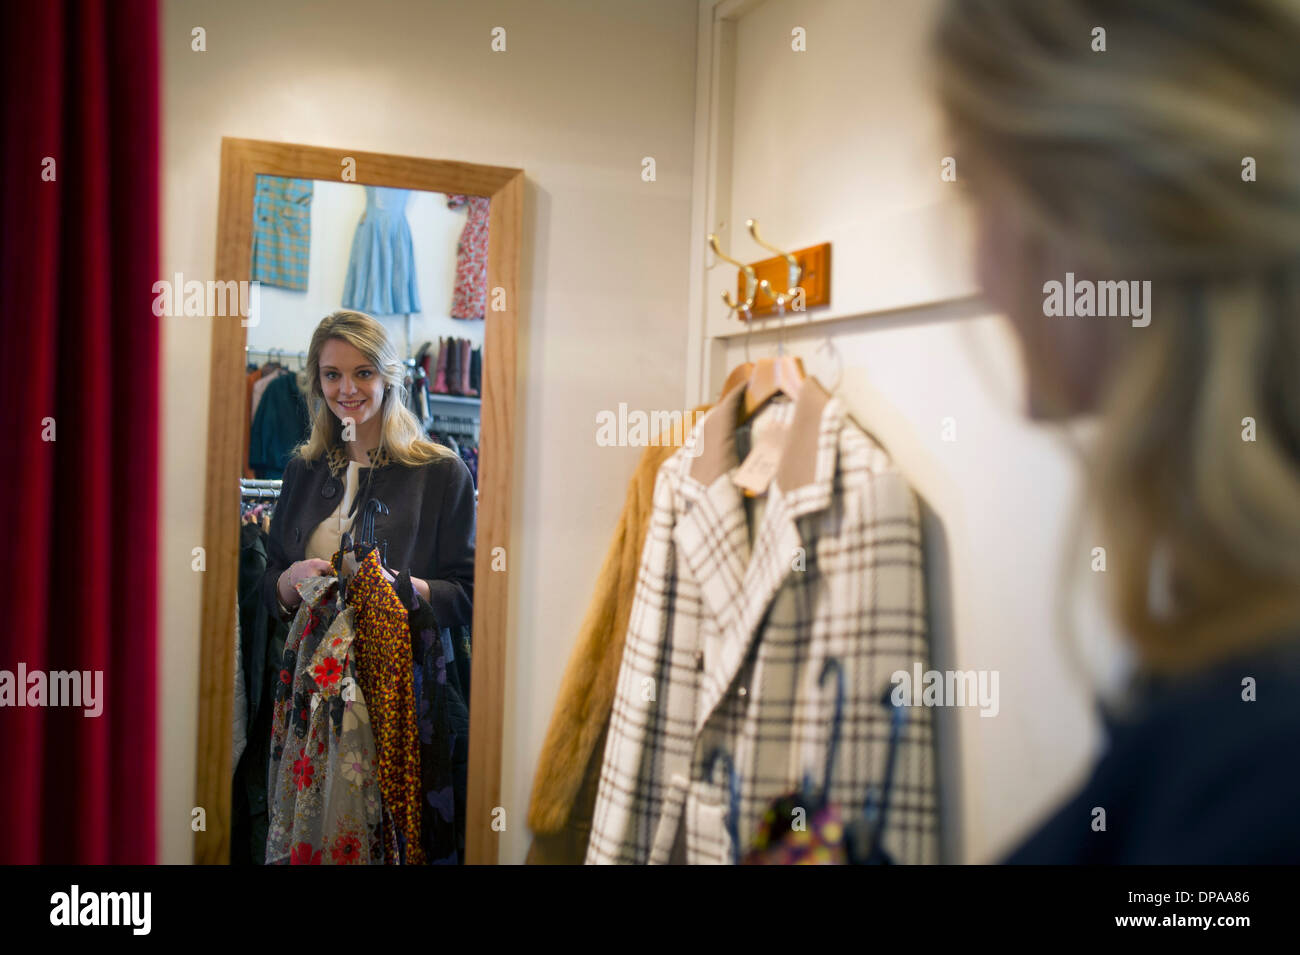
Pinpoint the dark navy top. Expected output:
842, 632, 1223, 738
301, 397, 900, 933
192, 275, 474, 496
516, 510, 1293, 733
1003, 633, 1300, 864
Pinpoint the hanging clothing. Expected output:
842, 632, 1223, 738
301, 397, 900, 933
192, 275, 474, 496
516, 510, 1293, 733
249, 371, 310, 479
407, 364, 430, 427
740, 686, 911, 865
266, 573, 385, 865
342, 186, 421, 315
250, 367, 280, 423
526, 405, 711, 865
233, 521, 290, 865
304, 460, 362, 562
347, 546, 423, 864
233, 596, 247, 772
459, 445, 478, 488
412, 341, 435, 426
585, 379, 939, 865
238, 524, 283, 739
246, 368, 263, 423
246, 368, 260, 413
244, 369, 263, 481
251, 176, 313, 291
446, 194, 490, 319
395, 572, 470, 864
415, 340, 434, 378
742, 794, 849, 865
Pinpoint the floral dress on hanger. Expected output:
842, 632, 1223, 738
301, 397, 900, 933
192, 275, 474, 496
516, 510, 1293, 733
266, 573, 384, 864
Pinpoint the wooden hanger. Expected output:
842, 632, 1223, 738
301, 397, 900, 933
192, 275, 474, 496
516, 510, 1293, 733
720, 359, 753, 398
736, 274, 806, 425
738, 349, 804, 423
711, 222, 811, 498
739, 219, 808, 418
715, 220, 808, 422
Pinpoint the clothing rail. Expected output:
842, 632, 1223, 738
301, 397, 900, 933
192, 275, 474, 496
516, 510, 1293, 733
247, 347, 306, 369
430, 414, 479, 439
241, 478, 282, 501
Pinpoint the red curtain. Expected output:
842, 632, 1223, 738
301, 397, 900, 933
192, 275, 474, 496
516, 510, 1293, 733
0, 0, 159, 863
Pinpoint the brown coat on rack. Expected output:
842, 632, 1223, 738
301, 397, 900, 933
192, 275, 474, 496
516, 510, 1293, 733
525, 405, 712, 864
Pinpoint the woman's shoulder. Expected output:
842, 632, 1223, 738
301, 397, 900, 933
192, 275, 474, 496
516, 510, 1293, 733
1119, 633, 1300, 742
1006, 633, 1300, 863
279, 450, 330, 488
394, 445, 470, 479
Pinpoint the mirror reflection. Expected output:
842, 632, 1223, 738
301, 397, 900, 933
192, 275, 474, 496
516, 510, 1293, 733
233, 176, 487, 865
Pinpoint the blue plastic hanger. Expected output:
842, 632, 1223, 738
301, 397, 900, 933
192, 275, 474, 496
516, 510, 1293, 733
706, 747, 743, 865
849, 685, 910, 864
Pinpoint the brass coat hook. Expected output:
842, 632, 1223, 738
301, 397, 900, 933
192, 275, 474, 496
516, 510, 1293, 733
747, 218, 803, 311
708, 232, 758, 319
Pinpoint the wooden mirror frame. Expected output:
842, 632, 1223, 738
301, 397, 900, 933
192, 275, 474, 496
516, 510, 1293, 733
195, 137, 522, 865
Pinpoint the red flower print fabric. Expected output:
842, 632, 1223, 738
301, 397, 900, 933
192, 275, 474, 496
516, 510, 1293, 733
266, 573, 384, 865
446, 194, 489, 320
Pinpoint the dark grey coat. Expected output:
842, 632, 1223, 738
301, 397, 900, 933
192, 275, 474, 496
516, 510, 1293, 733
259, 446, 476, 630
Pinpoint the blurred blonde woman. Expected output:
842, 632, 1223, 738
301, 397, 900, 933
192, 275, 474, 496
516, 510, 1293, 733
260, 310, 476, 628
934, 0, 1300, 862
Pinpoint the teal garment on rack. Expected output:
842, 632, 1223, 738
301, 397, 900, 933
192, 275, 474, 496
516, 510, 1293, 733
251, 176, 313, 291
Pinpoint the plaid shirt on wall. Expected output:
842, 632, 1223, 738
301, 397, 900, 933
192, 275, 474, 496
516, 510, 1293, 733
252, 176, 313, 292
585, 378, 940, 865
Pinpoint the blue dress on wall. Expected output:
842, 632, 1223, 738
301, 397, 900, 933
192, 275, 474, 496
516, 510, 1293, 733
341, 186, 421, 315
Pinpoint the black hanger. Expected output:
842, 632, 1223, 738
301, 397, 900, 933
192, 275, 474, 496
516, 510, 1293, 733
338, 530, 354, 604
336, 504, 387, 604
356, 498, 389, 567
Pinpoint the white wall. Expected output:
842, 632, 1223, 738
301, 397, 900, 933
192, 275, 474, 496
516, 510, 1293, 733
692, 0, 1128, 862
162, 0, 699, 864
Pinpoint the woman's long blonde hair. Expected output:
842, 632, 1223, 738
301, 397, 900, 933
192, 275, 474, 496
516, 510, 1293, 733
296, 309, 458, 469
934, 0, 1300, 674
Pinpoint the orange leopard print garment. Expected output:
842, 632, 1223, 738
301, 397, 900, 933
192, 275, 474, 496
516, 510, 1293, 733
346, 546, 424, 864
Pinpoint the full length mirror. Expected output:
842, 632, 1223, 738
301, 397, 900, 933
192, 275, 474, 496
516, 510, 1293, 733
236, 178, 485, 865
197, 139, 522, 866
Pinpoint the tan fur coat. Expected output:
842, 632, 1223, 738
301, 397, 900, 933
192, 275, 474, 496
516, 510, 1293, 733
526, 406, 712, 864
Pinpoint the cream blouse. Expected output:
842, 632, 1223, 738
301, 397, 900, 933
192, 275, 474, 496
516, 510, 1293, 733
304, 459, 363, 562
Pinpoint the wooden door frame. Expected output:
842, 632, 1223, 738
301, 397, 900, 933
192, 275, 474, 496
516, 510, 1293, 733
194, 137, 522, 865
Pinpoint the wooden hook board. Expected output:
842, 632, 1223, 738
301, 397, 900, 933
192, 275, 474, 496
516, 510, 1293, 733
737, 242, 831, 319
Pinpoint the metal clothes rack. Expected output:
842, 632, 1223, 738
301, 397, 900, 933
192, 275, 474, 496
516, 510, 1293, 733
241, 475, 476, 515
429, 413, 479, 442
246, 347, 306, 369
240, 477, 282, 500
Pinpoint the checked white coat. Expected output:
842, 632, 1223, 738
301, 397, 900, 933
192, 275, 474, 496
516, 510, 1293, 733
586, 378, 940, 865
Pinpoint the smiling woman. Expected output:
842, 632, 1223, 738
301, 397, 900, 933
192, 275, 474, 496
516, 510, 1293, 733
242, 309, 479, 864
266, 310, 473, 625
